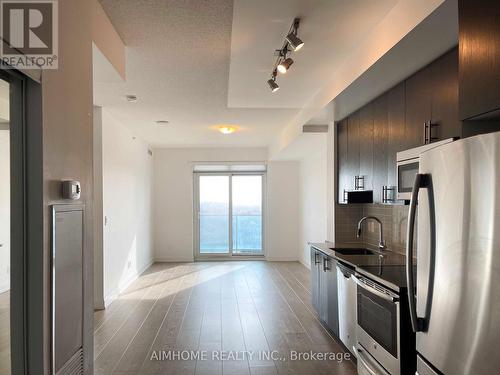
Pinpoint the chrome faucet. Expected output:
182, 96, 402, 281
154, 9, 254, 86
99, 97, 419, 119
357, 216, 386, 251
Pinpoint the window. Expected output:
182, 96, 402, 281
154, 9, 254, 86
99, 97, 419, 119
195, 172, 264, 257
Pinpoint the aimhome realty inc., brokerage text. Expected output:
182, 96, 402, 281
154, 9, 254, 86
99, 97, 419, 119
150, 350, 352, 362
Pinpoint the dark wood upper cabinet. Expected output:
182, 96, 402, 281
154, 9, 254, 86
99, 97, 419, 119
347, 111, 361, 189
459, 0, 500, 120
405, 64, 432, 149
336, 48, 460, 205
337, 119, 348, 203
405, 48, 460, 146
431, 48, 461, 139
387, 83, 405, 188
358, 105, 374, 191
372, 94, 388, 203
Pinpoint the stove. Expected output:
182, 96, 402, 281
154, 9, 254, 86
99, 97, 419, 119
356, 264, 416, 292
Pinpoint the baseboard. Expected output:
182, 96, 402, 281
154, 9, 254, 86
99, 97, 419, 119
104, 258, 154, 307
0, 283, 10, 295
155, 256, 194, 263
299, 257, 311, 270
266, 256, 299, 261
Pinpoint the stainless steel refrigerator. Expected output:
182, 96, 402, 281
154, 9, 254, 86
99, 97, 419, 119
406, 131, 500, 375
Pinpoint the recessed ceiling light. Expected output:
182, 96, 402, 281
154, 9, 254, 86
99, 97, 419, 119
155, 120, 169, 125
218, 125, 237, 134
125, 94, 138, 103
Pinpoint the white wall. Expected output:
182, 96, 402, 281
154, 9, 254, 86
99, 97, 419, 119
298, 141, 328, 268
152, 148, 300, 262
0, 129, 9, 293
266, 161, 300, 261
93, 106, 104, 309
101, 109, 153, 304
326, 123, 336, 243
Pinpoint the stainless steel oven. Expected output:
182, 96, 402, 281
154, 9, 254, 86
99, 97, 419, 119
396, 139, 455, 200
353, 274, 400, 375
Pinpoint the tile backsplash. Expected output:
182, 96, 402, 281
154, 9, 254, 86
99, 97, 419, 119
335, 203, 417, 255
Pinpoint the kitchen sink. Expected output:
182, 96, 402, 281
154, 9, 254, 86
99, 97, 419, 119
330, 247, 377, 255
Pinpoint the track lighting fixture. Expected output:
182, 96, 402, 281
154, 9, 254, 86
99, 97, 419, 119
267, 77, 279, 92
286, 33, 304, 52
266, 17, 304, 93
267, 69, 280, 92
277, 57, 294, 74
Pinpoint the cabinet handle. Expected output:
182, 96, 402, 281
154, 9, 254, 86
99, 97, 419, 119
428, 121, 439, 143
323, 257, 331, 271
314, 252, 321, 265
354, 175, 364, 190
424, 121, 440, 144
423, 121, 429, 144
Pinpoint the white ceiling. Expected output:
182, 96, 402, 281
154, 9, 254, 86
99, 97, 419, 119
94, 0, 401, 148
228, 0, 397, 108
95, 0, 451, 151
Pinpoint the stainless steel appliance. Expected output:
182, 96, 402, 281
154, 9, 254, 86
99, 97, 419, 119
353, 274, 401, 375
406, 132, 500, 374
353, 264, 416, 375
336, 262, 357, 355
396, 138, 454, 200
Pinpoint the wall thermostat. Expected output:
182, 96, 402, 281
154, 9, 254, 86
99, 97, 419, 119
62, 180, 81, 200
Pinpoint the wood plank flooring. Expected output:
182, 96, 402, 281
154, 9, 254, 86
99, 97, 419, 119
0, 291, 10, 375
94, 261, 357, 375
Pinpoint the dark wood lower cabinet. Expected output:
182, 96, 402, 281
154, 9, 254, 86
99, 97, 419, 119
310, 249, 320, 312
323, 256, 339, 336
310, 248, 339, 337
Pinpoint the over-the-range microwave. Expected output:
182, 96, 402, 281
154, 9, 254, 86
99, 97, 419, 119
396, 138, 455, 200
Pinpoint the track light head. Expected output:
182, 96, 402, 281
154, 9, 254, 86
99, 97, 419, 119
277, 57, 294, 74
286, 33, 304, 51
267, 78, 279, 92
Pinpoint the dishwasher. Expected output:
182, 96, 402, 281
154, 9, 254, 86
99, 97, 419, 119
336, 261, 357, 355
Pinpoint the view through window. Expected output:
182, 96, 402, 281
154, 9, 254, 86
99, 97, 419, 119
198, 174, 263, 256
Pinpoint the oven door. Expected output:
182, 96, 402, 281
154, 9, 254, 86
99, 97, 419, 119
397, 158, 419, 200
357, 345, 391, 375
354, 275, 400, 375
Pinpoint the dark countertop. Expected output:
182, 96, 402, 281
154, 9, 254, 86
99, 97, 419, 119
310, 242, 411, 292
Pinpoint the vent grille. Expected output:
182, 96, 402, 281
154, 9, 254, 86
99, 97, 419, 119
56, 348, 83, 375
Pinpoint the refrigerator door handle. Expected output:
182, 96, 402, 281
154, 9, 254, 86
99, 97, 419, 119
406, 173, 430, 332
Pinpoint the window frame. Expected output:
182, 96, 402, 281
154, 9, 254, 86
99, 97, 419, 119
193, 171, 266, 260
